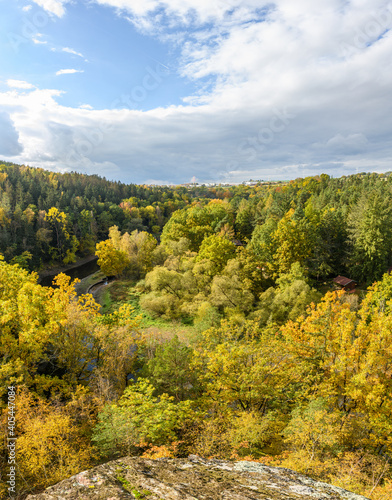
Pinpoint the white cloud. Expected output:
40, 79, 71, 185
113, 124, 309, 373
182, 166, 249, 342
56, 69, 84, 76
62, 47, 85, 58
2, 74, 392, 184
93, 0, 265, 26
32, 36, 47, 44
22, 5, 33, 12
7, 80, 35, 89
31, 0, 68, 17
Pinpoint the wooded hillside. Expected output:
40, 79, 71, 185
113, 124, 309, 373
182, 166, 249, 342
1, 164, 392, 499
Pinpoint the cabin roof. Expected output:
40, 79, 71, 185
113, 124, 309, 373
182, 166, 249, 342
333, 275, 356, 287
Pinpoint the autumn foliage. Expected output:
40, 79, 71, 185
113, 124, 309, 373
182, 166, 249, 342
3, 169, 392, 499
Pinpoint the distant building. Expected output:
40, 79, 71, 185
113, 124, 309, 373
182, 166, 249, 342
332, 276, 357, 291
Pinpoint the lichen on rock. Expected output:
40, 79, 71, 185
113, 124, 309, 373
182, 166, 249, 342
26, 455, 370, 500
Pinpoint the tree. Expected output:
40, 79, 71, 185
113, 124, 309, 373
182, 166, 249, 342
249, 217, 277, 266
161, 201, 233, 252
279, 283, 392, 470
95, 239, 128, 276
144, 266, 185, 299
193, 320, 294, 415
254, 263, 321, 326
310, 207, 347, 279
141, 336, 199, 401
284, 399, 341, 462
96, 226, 158, 278
14, 389, 93, 492
197, 234, 236, 273
348, 191, 392, 282
280, 290, 358, 406
10, 250, 32, 269
272, 209, 315, 277
119, 229, 157, 277
0, 255, 52, 398
223, 248, 267, 296
93, 303, 143, 396
140, 266, 186, 318
210, 274, 254, 313
161, 205, 213, 251
78, 209, 97, 254
44, 207, 75, 262
92, 379, 193, 458
235, 200, 254, 240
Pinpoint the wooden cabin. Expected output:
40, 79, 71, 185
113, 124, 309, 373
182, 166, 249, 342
333, 275, 357, 291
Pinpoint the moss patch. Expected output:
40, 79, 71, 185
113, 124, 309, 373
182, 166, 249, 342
117, 474, 151, 498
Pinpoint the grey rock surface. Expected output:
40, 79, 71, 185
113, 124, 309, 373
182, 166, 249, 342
26, 455, 370, 500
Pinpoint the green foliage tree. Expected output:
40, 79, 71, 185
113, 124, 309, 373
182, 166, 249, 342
92, 379, 193, 458
161, 204, 213, 251
141, 336, 199, 401
197, 234, 236, 273
348, 191, 392, 282
249, 217, 277, 265
253, 263, 321, 326
272, 208, 315, 277
161, 200, 233, 252
210, 275, 254, 313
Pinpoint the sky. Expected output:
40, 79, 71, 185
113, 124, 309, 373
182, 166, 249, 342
0, 0, 392, 185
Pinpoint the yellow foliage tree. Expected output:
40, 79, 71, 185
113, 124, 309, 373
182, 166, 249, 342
272, 208, 315, 276
95, 239, 128, 276
44, 207, 75, 262
15, 389, 93, 493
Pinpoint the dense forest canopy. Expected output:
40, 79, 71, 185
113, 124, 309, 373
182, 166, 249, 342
0, 161, 218, 269
2, 162, 392, 499
2, 162, 392, 284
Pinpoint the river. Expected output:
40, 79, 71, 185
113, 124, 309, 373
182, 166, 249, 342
38, 256, 100, 287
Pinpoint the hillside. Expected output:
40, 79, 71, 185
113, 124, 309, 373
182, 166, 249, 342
2, 165, 392, 499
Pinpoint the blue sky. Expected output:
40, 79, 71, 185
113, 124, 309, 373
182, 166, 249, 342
1, 1, 188, 110
1, 0, 392, 184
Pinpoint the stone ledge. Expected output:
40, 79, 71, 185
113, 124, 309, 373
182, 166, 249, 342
26, 455, 370, 500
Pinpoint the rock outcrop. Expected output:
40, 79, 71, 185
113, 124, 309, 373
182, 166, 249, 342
26, 455, 370, 500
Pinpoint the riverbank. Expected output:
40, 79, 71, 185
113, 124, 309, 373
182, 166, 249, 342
73, 270, 107, 296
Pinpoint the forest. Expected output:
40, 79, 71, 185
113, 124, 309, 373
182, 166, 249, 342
1, 162, 392, 499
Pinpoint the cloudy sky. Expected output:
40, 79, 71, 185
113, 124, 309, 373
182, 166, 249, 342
1, 0, 392, 184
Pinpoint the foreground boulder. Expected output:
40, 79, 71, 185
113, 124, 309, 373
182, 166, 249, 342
26, 455, 369, 500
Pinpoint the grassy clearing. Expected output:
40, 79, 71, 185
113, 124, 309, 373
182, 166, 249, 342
74, 270, 107, 295
100, 279, 198, 344
98, 280, 138, 315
